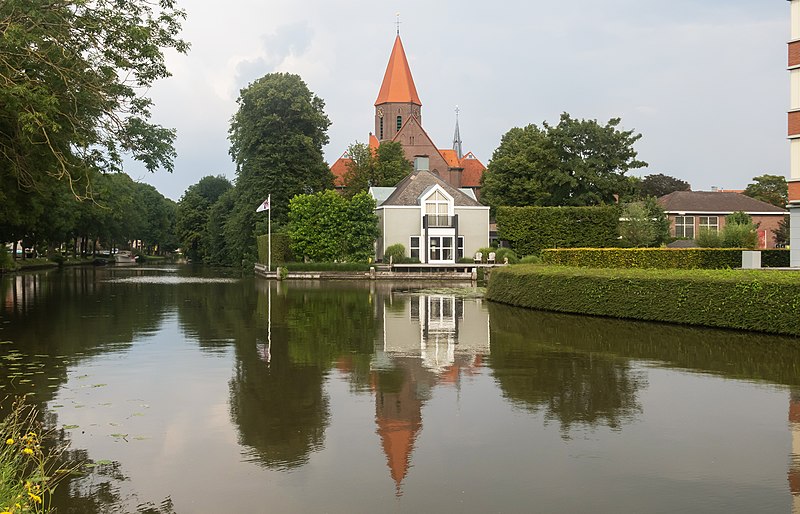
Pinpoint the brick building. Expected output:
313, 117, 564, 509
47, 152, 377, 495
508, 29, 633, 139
789, 0, 800, 265
331, 34, 486, 198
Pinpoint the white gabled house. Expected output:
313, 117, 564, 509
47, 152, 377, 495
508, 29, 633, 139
370, 170, 490, 264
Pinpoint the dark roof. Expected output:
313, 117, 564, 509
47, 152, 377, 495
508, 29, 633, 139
381, 170, 483, 207
657, 191, 786, 214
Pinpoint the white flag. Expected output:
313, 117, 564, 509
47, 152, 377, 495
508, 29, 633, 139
256, 196, 271, 212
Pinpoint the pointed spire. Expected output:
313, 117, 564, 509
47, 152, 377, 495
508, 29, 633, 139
453, 106, 463, 160
375, 35, 422, 106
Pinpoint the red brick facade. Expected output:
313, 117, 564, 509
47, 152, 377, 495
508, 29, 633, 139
667, 213, 785, 248
789, 110, 800, 137
789, 41, 800, 68
790, 180, 800, 202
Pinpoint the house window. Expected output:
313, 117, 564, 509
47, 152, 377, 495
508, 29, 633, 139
396, 115, 402, 131
414, 157, 429, 171
429, 236, 454, 262
410, 236, 420, 260
675, 216, 695, 238
699, 216, 719, 233
457, 236, 464, 260
425, 190, 450, 227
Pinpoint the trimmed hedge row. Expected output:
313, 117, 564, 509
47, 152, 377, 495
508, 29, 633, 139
541, 248, 791, 269
257, 233, 292, 265
496, 206, 619, 255
486, 265, 800, 336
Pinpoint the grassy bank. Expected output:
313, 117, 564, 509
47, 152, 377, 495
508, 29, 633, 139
486, 265, 800, 336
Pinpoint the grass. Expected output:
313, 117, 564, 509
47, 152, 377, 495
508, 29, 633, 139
1, 398, 73, 513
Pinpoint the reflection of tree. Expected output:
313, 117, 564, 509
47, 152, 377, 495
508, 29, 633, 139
488, 303, 646, 436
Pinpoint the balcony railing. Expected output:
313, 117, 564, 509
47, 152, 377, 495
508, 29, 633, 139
424, 215, 455, 228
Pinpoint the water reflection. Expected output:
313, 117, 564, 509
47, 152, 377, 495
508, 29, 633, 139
2, 269, 800, 512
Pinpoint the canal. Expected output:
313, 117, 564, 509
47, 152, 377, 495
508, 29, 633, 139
1, 265, 799, 513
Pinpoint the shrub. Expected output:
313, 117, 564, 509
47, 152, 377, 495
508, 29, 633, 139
542, 248, 743, 269
762, 249, 790, 267
496, 205, 620, 255
486, 265, 800, 336
519, 255, 542, 264
721, 222, 757, 249
0, 247, 14, 273
384, 243, 406, 263
257, 232, 292, 265
695, 228, 723, 248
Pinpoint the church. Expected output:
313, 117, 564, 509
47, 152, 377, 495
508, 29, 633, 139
331, 34, 487, 197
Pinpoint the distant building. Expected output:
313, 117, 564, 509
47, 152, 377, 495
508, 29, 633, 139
332, 34, 486, 198
657, 191, 786, 248
789, 1, 800, 266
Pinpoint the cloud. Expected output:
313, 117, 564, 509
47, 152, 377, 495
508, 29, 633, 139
233, 22, 315, 91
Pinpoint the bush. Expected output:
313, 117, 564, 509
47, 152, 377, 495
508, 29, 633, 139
257, 232, 292, 265
762, 249, 790, 267
721, 222, 757, 249
519, 255, 542, 264
486, 265, 800, 336
496, 205, 620, 255
695, 228, 722, 248
384, 243, 406, 263
0, 247, 14, 273
542, 248, 743, 269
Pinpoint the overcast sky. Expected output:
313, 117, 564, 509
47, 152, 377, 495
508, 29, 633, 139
128, 1, 788, 201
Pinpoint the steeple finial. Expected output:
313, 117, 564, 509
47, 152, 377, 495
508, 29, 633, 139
396, 13, 401, 35
453, 106, 463, 160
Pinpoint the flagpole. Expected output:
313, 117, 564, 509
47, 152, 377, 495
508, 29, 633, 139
268, 194, 272, 274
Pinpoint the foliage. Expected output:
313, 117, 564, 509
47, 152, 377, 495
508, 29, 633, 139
176, 175, 232, 262
383, 244, 406, 263
721, 211, 757, 249
0, 247, 13, 272
496, 206, 620, 255
477, 247, 519, 264
1, 398, 72, 513
486, 265, 800, 336
257, 232, 292, 266
743, 174, 788, 208
0, 0, 189, 197
204, 189, 236, 266
519, 255, 543, 264
636, 173, 690, 198
619, 203, 655, 247
774, 214, 790, 247
762, 249, 791, 267
542, 248, 742, 269
343, 141, 412, 197
695, 228, 723, 248
288, 191, 378, 262
481, 113, 646, 209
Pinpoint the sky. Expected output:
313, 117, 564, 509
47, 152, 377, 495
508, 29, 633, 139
127, 0, 789, 201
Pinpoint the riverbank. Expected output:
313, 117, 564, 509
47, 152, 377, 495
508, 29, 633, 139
0, 255, 172, 274
485, 264, 800, 336
254, 262, 492, 281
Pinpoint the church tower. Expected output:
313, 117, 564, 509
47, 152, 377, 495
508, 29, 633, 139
375, 35, 422, 141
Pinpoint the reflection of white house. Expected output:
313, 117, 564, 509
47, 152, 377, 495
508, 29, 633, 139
378, 294, 490, 373
370, 170, 489, 264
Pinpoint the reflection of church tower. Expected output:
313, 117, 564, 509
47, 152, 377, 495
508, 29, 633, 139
374, 35, 422, 142
374, 362, 423, 495
791, 390, 800, 513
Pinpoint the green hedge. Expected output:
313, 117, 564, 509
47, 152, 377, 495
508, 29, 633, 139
486, 265, 800, 336
257, 233, 292, 265
541, 248, 791, 269
496, 205, 619, 255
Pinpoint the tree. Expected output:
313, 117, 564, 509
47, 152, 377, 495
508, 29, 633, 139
722, 211, 758, 249
774, 215, 790, 247
619, 203, 655, 247
481, 113, 646, 209
288, 191, 378, 262
343, 141, 412, 197
637, 174, 690, 198
227, 73, 332, 263
176, 175, 232, 261
0, 0, 189, 197
743, 174, 788, 208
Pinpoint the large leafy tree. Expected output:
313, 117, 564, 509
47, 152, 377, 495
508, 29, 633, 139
637, 173, 691, 198
743, 174, 788, 208
481, 113, 646, 208
227, 73, 332, 263
176, 175, 232, 261
343, 140, 412, 197
0, 0, 189, 197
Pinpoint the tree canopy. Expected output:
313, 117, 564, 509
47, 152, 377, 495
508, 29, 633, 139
176, 175, 233, 262
0, 0, 189, 197
343, 141, 412, 197
636, 174, 691, 198
227, 73, 332, 264
481, 113, 646, 209
743, 174, 788, 208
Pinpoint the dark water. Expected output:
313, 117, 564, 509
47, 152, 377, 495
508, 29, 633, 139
1, 265, 799, 513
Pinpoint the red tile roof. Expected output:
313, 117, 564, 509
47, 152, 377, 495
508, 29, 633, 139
331, 154, 351, 187
375, 36, 422, 106
439, 149, 460, 168
459, 152, 486, 188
